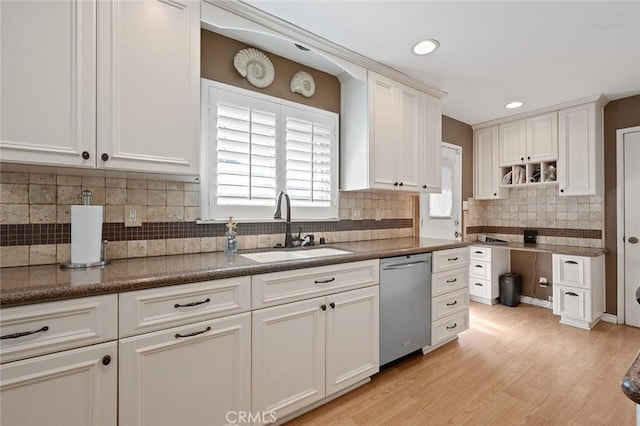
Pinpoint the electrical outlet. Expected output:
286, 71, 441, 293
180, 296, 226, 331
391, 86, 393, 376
124, 205, 142, 227
539, 277, 548, 287
375, 208, 382, 221
548, 295, 554, 302
352, 208, 363, 220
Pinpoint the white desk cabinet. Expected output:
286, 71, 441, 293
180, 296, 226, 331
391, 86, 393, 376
552, 254, 605, 330
468, 246, 510, 305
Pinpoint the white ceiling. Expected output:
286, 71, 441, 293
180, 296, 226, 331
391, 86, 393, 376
242, 0, 640, 125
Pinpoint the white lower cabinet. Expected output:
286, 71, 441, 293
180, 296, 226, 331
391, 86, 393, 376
1, 341, 117, 426
119, 312, 251, 426
468, 246, 510, 305
252, 286, 379, 424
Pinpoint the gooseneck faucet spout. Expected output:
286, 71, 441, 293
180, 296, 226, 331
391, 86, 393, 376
274, 191, 293, 248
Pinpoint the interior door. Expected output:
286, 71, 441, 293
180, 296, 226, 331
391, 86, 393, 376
419, 143, 462, 240
624, 129, 640, 327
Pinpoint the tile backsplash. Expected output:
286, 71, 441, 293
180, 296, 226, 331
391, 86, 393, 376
0, 172, 414, 267
464, 186, 604, 248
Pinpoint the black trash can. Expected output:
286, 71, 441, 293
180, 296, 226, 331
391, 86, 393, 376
499, 273, 522, 307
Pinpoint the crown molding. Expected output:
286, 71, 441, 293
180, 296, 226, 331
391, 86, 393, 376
201, 0, 447, 99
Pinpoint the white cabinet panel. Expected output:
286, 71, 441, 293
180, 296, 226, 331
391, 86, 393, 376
467, 246, 510, 305
469, 260, 491, 280
0, 0, 96, 167
432, 247, 470, 273
432, 267, 468, 296
325, 286, 379, 395
431, 310, 469, 346
432, 288, 469, 321
119, 313, 251, 426
421, 93, 442, 192
499, 120, 527, 166
369, 73, 397, 189
474, 126, 505, 199
527, 112, 558, 162
1, 341, 117, 426
97, 0, 199, 174
469, 278, 491, 299
252, 298, 326, 421
396, 85, 421, 191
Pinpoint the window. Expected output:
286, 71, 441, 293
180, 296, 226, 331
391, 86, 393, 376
201, 80, 339, 221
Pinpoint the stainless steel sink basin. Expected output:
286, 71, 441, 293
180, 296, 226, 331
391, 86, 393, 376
240, 248, 351, 263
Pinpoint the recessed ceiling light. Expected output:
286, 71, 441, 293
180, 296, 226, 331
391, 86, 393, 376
412, 39, 440, 56
505, 101, 524, 109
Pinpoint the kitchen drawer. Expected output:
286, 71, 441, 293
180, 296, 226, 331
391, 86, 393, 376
0, 295, 118, 363
432, 248, 470, 273
431, 310, 469, 346
252, 260, 379, 309
469, 246, 491, 261
432, 288, 469, 321
469, 278, 491, 299
469, 260, 491, 280
119, 277, 251, 337
432, 268, 468, 296
553, 285, 592, 322
553, 255, 590, 289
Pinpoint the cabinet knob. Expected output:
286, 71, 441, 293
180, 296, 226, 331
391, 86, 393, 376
329, 302, 335, 309
320, 304, 327, 311
102, 355, 111, 366
101, 153, 109, 162
560, 189, 564, 193
422, 184, 427, 189
493, 193, 497, 196
399, 182, 404, 187
393, 182, 399, 187
527, 156, 531, 160
81, 151, 90, 160
521, 157, 524, 161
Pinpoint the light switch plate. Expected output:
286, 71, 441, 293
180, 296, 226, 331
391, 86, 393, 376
351, 208, 362, 220
124, 205, 142, 227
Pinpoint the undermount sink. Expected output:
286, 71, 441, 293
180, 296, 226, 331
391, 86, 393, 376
240, 248, 351, 263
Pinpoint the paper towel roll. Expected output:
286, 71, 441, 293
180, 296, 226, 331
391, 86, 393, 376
71, 205, 103, 264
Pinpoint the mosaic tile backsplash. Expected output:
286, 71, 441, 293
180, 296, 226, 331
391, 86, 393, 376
0, 172, 414, 267
464, 186, 604, 248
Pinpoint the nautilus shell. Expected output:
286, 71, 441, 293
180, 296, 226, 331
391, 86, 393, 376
290, 71, 316, 97
233, 48, 275, 89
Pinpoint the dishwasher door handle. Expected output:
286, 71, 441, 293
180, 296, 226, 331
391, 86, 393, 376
382, 261, 429, 270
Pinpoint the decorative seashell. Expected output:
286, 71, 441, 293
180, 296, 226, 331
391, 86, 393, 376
233, 48, 275, 89
290, 71, 315, 97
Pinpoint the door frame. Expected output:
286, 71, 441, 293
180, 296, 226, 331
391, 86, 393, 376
616, 125, 640, 325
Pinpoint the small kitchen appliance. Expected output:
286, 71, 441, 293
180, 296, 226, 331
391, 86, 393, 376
524, 229, 538, 244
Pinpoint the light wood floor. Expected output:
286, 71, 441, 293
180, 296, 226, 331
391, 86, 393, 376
287, 302, 640, 425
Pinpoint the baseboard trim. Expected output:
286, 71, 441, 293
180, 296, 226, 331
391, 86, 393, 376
600, 313, 618, 324
520, 295, 553, 310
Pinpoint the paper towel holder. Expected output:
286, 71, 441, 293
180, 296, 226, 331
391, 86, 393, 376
60, 241, 111, 269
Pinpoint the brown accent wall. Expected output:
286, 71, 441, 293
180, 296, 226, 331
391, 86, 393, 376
442, 115, 473, 201
603, 94, 640, 314
510, 251, 553, 300
201, 30, 340, 113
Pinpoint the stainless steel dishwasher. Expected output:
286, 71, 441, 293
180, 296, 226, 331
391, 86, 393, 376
379, 253, 431, 366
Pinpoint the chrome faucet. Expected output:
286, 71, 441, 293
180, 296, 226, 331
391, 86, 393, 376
274, 191, 293, 248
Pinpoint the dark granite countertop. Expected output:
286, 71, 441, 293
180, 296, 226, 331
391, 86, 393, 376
622, 350, 640, 405
0, 238, 464, 307
471, 241, 607, 257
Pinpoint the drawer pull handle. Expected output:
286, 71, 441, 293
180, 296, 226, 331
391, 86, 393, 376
474, 265, 483, 268
475, 283, 484, 286
565, 292, 579, 297
447, 257, 459, 261
320, 304, 327, 311
446, 323, 458, 330
329, 302, 335, 309
446, 301, 458, 306
174, 298, 211, 308
314, 277, 336, 284
564, 260, 579, 265
474, 251, 483, 254
446, 278, 458, 283
175, 326, 211, 339
1, 326, 49, 340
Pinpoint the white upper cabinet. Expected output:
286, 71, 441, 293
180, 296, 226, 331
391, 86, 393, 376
498, 112, 557, 166
421, 93, 442, 192
557, 102, 604, 196
0, 0, 96, 167
97, 0, 199, 174
474, 126, 506, 200
0, 0, 200, 176
341, 71, 442, 193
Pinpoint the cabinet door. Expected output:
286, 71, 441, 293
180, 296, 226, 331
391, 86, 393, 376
474, 126, 503, 199
0, 0, 96, 167
325, 286, 379, 395
252, 298, 325, 421
119, 313, 251, 426
499, 120, 526, 166
526, 112, 558, 162
396, 84, 421, 191
97, 0, 199, 174
553, 285, 592, 322
369, 72, 398, 190
558, 103, 598, 196
1, 342, 117, 426
421, 93, 442, 192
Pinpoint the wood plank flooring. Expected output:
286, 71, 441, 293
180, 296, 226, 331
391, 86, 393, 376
286, 302, 640, 425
